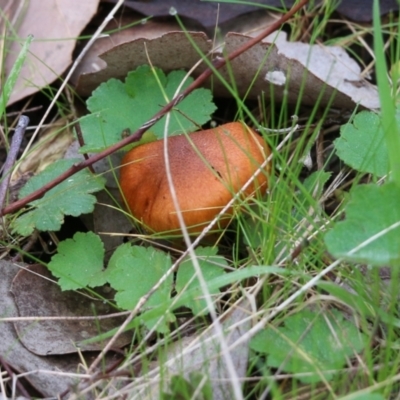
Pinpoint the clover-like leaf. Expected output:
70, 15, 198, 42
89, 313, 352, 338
324, 182, 400, 266
334, 110, 391, 177
79, 65, 217, 152
47, 232, 106, 291
250, 309, 366, 383
105, 244, 173, 309
12, 159, 105, 236
175, 247, 227, 315
105, 244, 174, 332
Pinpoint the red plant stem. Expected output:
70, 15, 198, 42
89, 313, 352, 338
1, 0, 308, 217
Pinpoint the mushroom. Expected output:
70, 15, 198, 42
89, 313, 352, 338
119, 122, 270, 234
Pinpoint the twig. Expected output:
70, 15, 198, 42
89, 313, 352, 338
74, 121, 95, 173
11, 230, 39, 262
0, 115, 29, 208
6, 105, 42, 117
0, 354, 32, 399
0, 0, 308, 218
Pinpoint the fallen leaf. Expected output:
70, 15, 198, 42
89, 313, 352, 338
213, 31, 379, 109
4, 0, 100, 105
336, 0, 399, 22
74, 31, 211, 97
0, 261, 79, 395
106, 0, 296, 30
92, 189, 133, 261
11, 117, 75, 185
70, 15, 181, 87
11, 264, 132, 355
130, 299, 252, 399
74, 30, 379, 110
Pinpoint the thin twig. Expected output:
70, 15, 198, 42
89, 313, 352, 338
0, 115, 29, 208
0, 354, 32, 399
74, 121, 95, 173
0, 0, 309, 218
6, 105, 42, 117
11, 230, 39, 262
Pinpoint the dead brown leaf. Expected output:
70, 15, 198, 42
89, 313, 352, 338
0, 261, 79, 395
74, 30, 211, 97
74, 29, 379, 110
71, 16, 181, 87
11, 264, 132, 355
112, 0, 295, 30
127, 299, 252, 399
211, 31, 379, 109
11, 117, 75, 185
4, 0, 100, 105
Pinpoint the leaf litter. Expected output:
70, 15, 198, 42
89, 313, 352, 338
1, 1, 393, 398
74, 29, 379, 109
11, 263, 132, 355
2, 0, 100, 105
0, 260, 122, 397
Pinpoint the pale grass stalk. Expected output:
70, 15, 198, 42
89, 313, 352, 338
159, 60, 245, 398
161, 111, 244, 400
0, 310, 129, 322
13, 369, 91, 380
0, 369, 7, 398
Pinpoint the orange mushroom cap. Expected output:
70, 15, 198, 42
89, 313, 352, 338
119, 122, 270, 234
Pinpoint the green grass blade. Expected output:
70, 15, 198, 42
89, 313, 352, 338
0, 34, 33, 118
373, 0, 400, 184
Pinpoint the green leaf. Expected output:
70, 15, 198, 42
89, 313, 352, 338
175, 247, 227, 315
12, 159, 105, 236
79, 65, 217, 152
334, 110, 391, 177
79, 265, 289, 346
47, 232, 106, 291
250, 309, 366, 384
349, 394, 385, 400
324, 183, 400, 266
105, 244, 174, 331
302, 170, 331, 200
161, 373, 212, 400
105, 244, 173, 309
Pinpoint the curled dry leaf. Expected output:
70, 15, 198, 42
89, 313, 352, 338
74, 29, 379, 110
216, 31, 379, 110
4, 0, 100, 105
70, 15, 182, 86
74, 31, 211, 97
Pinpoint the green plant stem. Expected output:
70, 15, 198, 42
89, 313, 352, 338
373, 0, 400, 184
